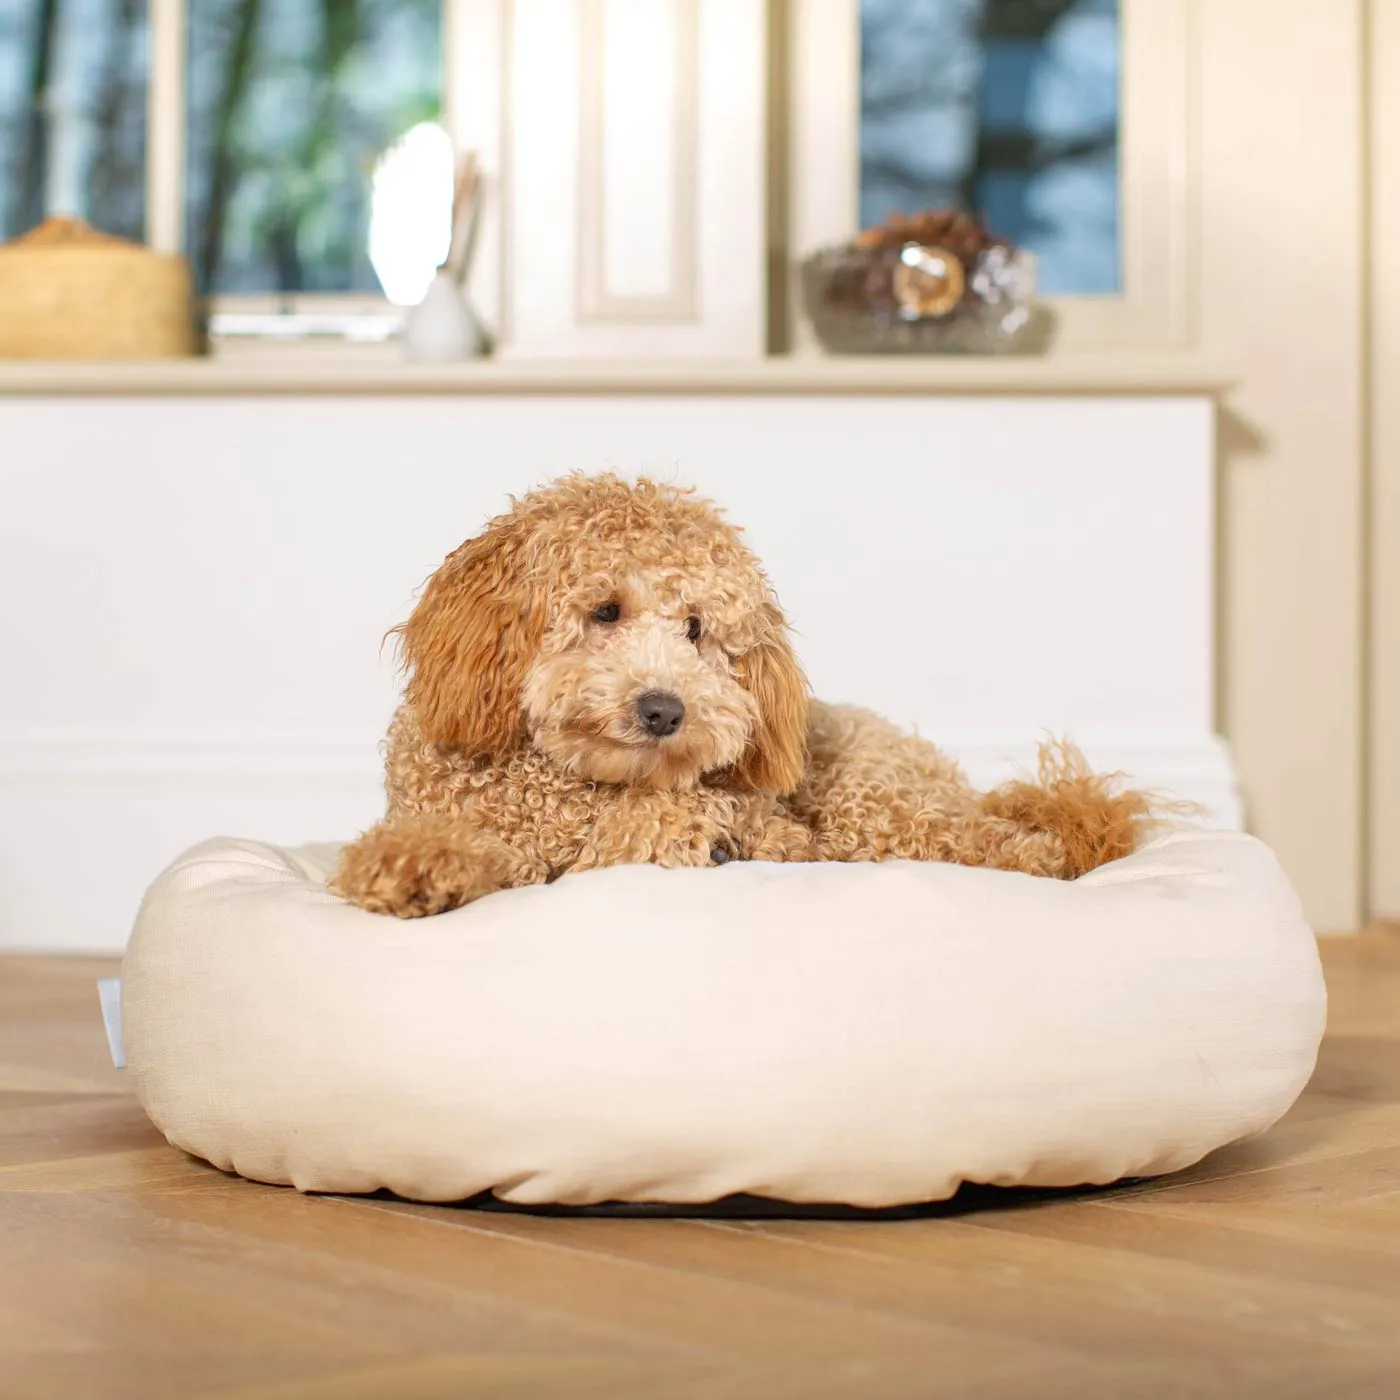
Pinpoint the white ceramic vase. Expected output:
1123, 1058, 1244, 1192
403, 269, 484, 361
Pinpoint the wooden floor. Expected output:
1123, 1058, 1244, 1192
2, 939, 1399, 1400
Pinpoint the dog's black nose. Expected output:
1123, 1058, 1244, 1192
636, 690, 685, 737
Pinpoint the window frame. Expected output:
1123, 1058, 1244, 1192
786, 0, 1199, 353
144, 0, 479, 339
134, 0, 1193, 351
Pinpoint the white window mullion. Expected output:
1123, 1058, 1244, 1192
146, 0, 187, 254
443, 0, 506, 339
785, 0, 858, 352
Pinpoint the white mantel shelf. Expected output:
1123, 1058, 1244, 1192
0, 351, 1234, 398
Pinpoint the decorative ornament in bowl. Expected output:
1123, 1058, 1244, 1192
801, 210, 1045, 355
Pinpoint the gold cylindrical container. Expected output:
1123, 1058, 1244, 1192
0, 217, 197, 359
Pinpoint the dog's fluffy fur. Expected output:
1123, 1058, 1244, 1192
332, 474, 1155, 916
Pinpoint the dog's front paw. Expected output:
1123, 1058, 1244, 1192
330, 816, 521, 918
744, 813, 817, 862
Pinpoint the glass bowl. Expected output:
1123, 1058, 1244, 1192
801, 240, 1043, 355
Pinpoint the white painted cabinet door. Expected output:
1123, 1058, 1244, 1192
505, 0, 766, 358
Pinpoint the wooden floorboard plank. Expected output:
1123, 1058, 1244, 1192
205, 1355, 732, 1400
1088, 1103, 1400, 1201
0, 1094, 162, 1168
0, 1144, 222, 1193
968, 1191, 1400, 1294
667, 1214, 1400, 1361
149, 1185, 1050, 1383
0, 1191, 669, 1400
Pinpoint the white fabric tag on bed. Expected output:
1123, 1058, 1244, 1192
97, 978, 125, 1069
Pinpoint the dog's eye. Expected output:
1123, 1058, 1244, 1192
686, 616, 702, 643
592, 601, 621, 624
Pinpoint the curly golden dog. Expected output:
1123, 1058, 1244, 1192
332, 473, 1155, 916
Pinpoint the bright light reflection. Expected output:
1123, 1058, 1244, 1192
368, 121, 455, 307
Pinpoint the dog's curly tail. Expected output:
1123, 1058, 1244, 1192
978, 740, 1188, 880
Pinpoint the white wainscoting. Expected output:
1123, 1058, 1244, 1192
0, 393, 1229, 952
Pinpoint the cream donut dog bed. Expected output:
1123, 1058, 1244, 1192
122, 828, 1325, 1210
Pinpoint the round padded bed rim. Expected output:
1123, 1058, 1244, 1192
122, 828, 1326, 1209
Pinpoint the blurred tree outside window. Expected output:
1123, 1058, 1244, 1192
860, 0, 1120, 295
185, 0, 441, 296
0, 0, 149, 243
0, 0, 441, 301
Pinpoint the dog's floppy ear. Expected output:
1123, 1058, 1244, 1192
396, 515, 544, 757
733, 604, 809, 794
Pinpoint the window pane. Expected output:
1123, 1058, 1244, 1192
0, 0, 149, 242
860, 0, 1119, 295
186, 0, 442, 296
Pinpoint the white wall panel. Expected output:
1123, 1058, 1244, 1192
0, 394, 1226, 950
